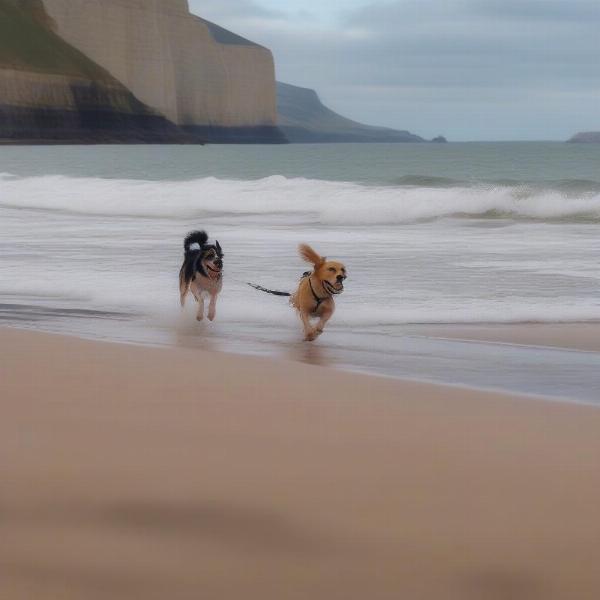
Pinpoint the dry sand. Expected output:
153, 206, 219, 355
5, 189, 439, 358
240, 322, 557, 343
2, 327, 600, 600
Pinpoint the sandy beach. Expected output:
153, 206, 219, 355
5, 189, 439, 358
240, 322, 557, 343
2, 1, 600, 597
2, 326, 600, 599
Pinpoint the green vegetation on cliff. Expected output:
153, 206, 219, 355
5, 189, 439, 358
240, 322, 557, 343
0, 0, 113, 81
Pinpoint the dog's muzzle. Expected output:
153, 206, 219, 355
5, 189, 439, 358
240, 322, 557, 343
207, 264, 223, 278
323, 280, 344, 295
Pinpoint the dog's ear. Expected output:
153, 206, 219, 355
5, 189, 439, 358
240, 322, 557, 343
216, 240, 223, 256
299, 244, 325, 267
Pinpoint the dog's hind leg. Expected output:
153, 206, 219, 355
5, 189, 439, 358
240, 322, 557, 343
179, 269, 189, 307
180, 286, 189, 308
208, 293, 218, 322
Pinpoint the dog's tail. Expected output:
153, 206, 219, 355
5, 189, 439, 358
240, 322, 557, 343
184, 230, 208, 254
247, 282, 291, 297
299, 243, 325, 268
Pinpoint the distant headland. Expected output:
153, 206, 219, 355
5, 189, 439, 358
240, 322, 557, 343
276, 82, 436, 143
567, 132, 600, 143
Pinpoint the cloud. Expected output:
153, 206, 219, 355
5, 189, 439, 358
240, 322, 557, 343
466, 0, 600, 21
335, 1, 600, 94
188, 0, 600, 139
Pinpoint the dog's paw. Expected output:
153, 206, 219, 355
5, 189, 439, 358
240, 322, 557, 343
196, 314, 204, 322
208, 312, 216, 321
304, 331, 318, 342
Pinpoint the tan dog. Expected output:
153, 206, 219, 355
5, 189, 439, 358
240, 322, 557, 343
290, 244, 347, 341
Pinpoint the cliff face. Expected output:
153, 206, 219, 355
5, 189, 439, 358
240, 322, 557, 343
0, 0, 191, 143
277, 82, 425, 143
40, 0, 285, 142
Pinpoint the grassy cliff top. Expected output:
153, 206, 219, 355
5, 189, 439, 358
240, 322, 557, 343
0, 0, 113, 81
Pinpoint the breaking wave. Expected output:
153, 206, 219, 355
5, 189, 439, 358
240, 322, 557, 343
1, 173, 600, 225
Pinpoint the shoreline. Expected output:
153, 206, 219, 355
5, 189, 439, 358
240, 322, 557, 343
2, 327, 600, 598
0, 322, 570, 401
413, 322, 600, 353
2, 320, 599, 405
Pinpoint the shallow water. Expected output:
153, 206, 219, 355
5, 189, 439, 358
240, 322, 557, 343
1, 143, 599, 403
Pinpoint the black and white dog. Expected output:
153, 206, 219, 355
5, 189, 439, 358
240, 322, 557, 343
179, 231, 224, 321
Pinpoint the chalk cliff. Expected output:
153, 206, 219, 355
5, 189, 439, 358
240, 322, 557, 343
277, 82, 425, 143
568, 132, 600, 143
40, 0, 285, 143
0, 0, 193, 143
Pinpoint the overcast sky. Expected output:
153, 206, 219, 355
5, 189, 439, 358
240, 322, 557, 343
189, 0, 600, 140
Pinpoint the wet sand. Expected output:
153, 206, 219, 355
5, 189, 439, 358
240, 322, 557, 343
415, 322, 600, 353
2, 327, 600, 600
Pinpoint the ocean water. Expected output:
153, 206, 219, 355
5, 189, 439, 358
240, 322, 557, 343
1, 143, 599, 402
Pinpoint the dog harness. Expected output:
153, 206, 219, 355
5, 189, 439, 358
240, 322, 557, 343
308, 276, 329, 309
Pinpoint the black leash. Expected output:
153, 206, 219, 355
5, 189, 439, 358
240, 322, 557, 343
248, 275, 330, 310
247, 282, 291, 297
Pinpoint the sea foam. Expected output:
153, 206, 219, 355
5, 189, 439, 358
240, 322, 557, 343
1, 173, 600, 224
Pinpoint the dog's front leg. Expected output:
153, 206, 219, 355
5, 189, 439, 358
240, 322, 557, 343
208, 293, 218, 321
300, 311, 317, 342
195, 294, 205, 321
315, 306, 333, 336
